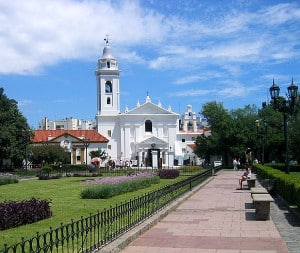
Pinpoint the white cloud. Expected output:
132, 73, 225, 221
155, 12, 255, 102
173, 75, 203, 85
18, 99, 33, 107
170, 82, 264, 99
148, 56, 168, 69
173, 71, 224, 85
0, 0, 299, 77
257, 3, 300, 26
171, 89, 216, 97
0, 0, 167, 74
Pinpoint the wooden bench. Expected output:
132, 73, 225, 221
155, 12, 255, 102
252, 193, 274, 220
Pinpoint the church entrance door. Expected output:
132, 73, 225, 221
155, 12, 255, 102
146, 148, 160, 168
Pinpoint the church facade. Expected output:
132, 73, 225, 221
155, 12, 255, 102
95, 38, 207, 168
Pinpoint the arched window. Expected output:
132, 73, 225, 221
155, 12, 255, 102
145, 120, 152, 132
107, 97, 111, 104
105, 81, 112, 93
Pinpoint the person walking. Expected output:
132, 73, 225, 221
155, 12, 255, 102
233, 158, 238, 171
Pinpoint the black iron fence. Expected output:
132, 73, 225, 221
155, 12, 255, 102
1, 169, 211, 253
40, 166, 204, 178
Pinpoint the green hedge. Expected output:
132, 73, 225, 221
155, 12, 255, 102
254, 164, 300, 208
0, 176, 19, 186
267, 163, 300, 173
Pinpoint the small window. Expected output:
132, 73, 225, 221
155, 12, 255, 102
182, 139, 185, 142
108, 130, 112, 137
192, 137, 195, 141
107, 61, 110, 68
108, 145, 111, 150
105, 81, 112, 93
145, 120, 152, 132
76, 156, 81, 161
107, 97, 111, 104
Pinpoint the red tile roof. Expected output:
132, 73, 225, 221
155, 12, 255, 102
188, 144, 197, 151
178, 129, 204, 134
32, 130, 109, 143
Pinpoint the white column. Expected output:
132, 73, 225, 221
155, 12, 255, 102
169, 151, 174, 168
137, 151, 142, 167
152, 150, 158, 169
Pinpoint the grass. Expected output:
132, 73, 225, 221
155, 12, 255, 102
291, 172, 300, 177
0, 175, 183, 249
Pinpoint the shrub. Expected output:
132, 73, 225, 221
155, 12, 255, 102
0, 198, 52, 230
81, 172, 160, 199
38, 174, 62, 180
158, 169, 179, 179
0, 173, 19, 186
254, 164, 300, 208
73, 172, 101, 177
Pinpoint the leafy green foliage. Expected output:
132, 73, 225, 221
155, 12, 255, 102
0, 88, 31, 167
195, 100, 300, 166
254, 164, 300, 208
195, 102, 232, 163
89, 149, 107, 160
289, 113, 300, 162
0, 176, 19, 186
30, 145, 70, 165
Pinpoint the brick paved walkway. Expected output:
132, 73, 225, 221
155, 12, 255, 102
100, 170, 300, 253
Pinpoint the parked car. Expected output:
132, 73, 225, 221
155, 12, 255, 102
213, 161, 222, 167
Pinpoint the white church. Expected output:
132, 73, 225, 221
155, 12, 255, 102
95, 38, 208, 168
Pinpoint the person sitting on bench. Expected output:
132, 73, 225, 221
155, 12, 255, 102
238, 165, 251, 189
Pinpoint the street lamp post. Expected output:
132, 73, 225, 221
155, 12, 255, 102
83, 139, 90, 165
255, 119, 267, 164
269, 79, 298, 174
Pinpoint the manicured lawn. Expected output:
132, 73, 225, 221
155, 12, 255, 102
291, 172, 300, 177
0, 175, 182, 249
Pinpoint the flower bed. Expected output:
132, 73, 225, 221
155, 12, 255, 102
158, 169, 179, 179
0, 198, 52, 230
81, 172, 160, 199
0, 173, 19, 186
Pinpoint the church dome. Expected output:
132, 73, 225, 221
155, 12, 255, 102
102, 46, 115, 59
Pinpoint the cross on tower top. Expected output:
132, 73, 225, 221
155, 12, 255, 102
104, 34, 109, 46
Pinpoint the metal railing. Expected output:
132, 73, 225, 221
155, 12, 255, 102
1, 169, 211, 253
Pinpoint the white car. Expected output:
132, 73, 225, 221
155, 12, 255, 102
213, 161, 222, 167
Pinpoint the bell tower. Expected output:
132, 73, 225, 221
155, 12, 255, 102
95, 35, 120, 116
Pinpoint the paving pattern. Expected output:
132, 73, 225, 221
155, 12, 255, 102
116, 170, 300, 253
270, 195, 300, 253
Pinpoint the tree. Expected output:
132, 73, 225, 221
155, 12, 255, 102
195, 102, 232, 165
89, 149, 107, 160
257, 104, 284, 163
0, 87, 31, 169
290, 114, 300, 162
195, 99, 293, 166
195, 102, 264, 166
229, 105, 259, 161
30, 145, 70, 165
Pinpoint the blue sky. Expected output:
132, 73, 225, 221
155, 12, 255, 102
1, 0, 300, 128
